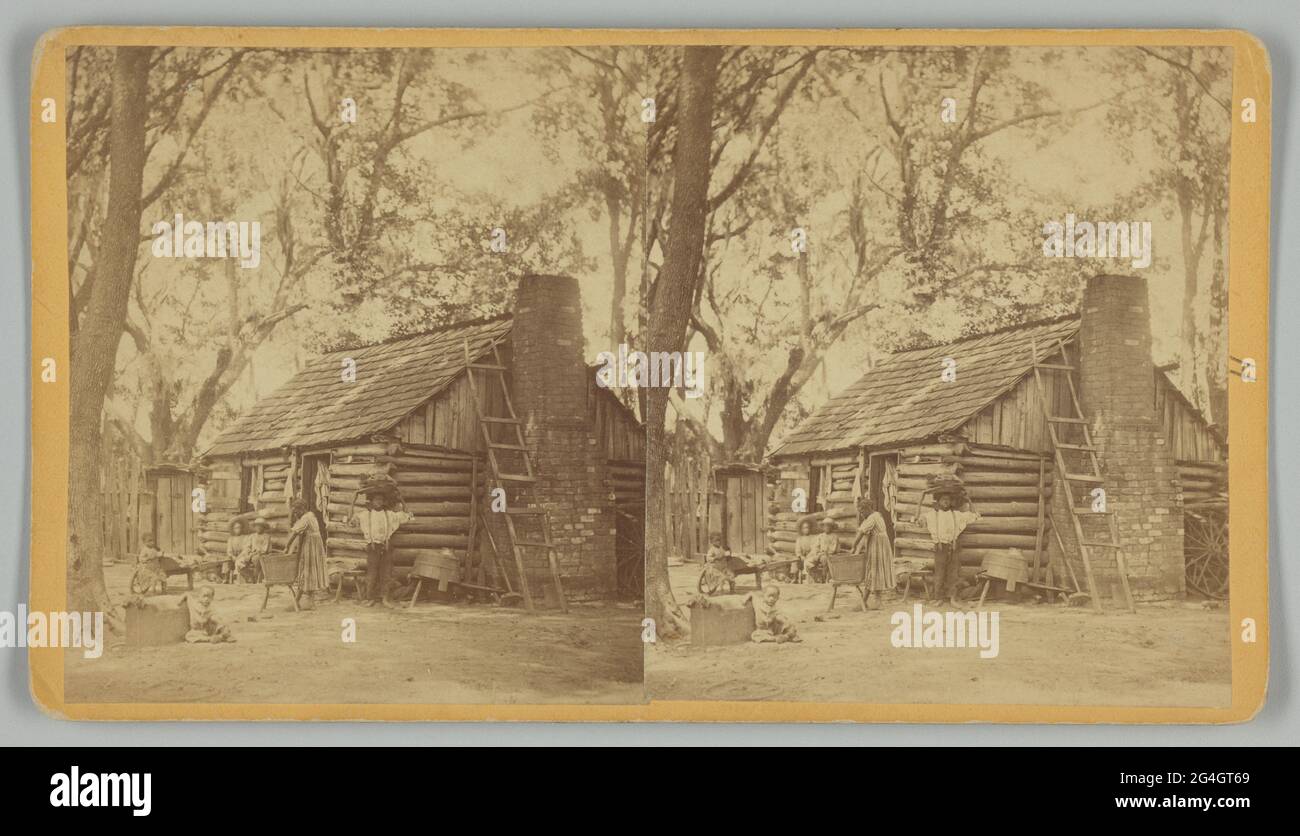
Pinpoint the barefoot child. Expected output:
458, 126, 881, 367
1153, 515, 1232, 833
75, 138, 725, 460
852, 498, 895, 610
748, 584, 801, 643
183, 586, 236, 643
236, 517, 271, 583
805, 517, 839, 583
349, 490, 413, 607
919, 484, 980, 607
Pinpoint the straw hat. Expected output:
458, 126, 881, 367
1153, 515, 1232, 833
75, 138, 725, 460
819, 516, 837, 531
252, 516, 269, 529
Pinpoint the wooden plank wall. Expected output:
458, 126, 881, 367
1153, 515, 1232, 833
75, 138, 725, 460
959, 344, 1074, 456
1156, 374, 1226, 463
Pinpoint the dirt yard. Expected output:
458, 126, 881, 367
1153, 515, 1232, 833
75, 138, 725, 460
645, 562, 1232, 707
63, 561, 643, 705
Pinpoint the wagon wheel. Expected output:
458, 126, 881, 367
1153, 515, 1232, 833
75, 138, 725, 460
1185, 508, 1229, 599
129, 568, 152, 595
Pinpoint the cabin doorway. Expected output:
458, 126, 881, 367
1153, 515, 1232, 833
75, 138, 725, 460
299, 454, 331, 532
868, 452, 899, 543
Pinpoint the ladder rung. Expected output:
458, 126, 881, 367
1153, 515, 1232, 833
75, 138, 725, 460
497, 473, 537, 483
1055, 442, 1097, 452
488, 442, 528, 450
468, 362, 508, 372
1047, 416, 1088, 424
513, 539, 555, 549
1064, 473, 1103, 483
1035, 363, 1076, 371
1081, 541, 1122, 549
480, 416, 521, 424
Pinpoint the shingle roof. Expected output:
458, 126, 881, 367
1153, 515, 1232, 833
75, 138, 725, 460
204, 316, 513, 457
771, 316, 1082, 457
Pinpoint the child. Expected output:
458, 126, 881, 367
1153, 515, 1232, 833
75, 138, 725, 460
286, 500, 328, 610
698, 531, 735, 596
852, 498, 895, 610
791, 518, 816, 583
236, 517, 271, 583
806, 517, 839, 584
747, 584, 801, 643
349, 490, 413, 607
225, 518, 248, 582
919, 486, 980, 607
133, 533, 168, 593
183, 586, 235, 643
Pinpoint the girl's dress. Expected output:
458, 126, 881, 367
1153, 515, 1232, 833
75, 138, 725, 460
857, 511, 896, 592
291, 512, 329, 594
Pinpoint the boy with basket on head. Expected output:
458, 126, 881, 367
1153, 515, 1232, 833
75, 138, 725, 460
918, 478, 980, 607
348, 476, 413, 608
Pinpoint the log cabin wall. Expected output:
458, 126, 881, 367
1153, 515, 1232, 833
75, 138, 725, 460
1155, 371, 1228, 504
766, 453, 862, 561
893, 440, 1052, 579
195, 453, 294, 558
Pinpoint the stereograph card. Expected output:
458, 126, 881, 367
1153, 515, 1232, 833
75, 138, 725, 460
26, 27, 1269, 722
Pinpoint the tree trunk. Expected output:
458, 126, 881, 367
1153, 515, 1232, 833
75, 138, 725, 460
645, 46, 722, 638
67, 46, 151, 613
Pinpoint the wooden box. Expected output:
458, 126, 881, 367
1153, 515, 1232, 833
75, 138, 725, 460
125, 602, 191, 647
689, 597, 756, 646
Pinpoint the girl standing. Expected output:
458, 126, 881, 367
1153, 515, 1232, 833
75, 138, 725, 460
852, 498, 895, 609
286, 500, 329, 610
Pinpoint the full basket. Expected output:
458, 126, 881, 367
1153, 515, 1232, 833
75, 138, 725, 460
261, 552, 299, 585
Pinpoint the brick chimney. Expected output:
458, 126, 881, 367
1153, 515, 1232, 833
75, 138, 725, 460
507, 274, 615, 602
1073, 274, 1184, 600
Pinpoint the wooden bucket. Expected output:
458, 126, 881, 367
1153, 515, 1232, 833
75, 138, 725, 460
261, 552, 299, 584
981, 549, 1028, 590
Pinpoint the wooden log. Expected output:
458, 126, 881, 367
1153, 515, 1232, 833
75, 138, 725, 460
398, 486, 473, 502
957, 456, 1044, 472
384, 455, 474, 472
959, 470, 1049, 486
900, 442, 967, 458
897, 462, 961, 477
395, 471, 473, 486
965, 445, 1043, 461
391, 533, 468, 550
406, 500, 474, 515
332, 443, 397, 458
896, 495, 1041, 518
331, 462, 393, 477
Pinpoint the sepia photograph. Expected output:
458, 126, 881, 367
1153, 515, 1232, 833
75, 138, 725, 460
58, 43, 648, 705
640, 43, 1236, 707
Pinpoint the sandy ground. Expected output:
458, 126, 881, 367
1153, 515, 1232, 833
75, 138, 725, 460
64, 561, 643, 705
645, 562, 1232, 706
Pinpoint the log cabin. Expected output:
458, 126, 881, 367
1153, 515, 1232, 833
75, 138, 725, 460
769, 274, 1227, 601
194, 274, 644, 603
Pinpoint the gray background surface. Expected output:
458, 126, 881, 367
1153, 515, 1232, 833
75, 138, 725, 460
1, 0, 1292, 746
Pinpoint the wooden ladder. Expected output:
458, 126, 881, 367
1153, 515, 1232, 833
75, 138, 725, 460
1030, 336, 1135, 613
462, 338, 567, 613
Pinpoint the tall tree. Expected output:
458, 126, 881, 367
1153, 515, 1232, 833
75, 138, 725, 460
67, 47, 152, 614
645, 46, 722, 637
